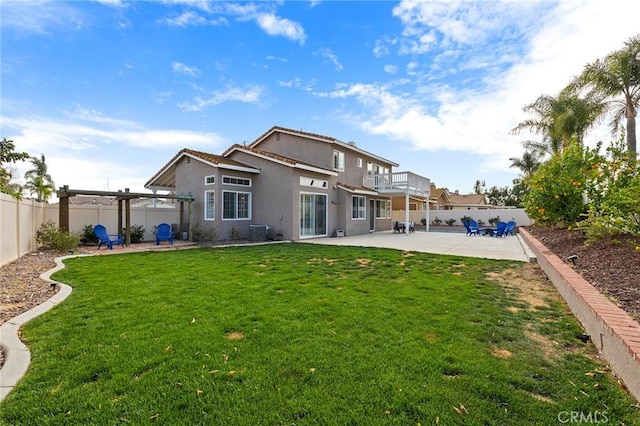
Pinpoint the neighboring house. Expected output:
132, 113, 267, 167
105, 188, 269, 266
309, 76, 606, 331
430, 184, 491, 210
145, 126, 430, 241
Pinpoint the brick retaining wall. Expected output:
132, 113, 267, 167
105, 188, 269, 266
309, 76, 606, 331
519, 228, 640, 402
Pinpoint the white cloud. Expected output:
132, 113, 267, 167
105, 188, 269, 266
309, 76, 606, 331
384, 64, 398, 74
171, 61, 200, 76
316, 49, 343, 71
256, 13, 306, 45
0, 1, 87, 35
327, 0, 640, 178
178, 85, 265, 112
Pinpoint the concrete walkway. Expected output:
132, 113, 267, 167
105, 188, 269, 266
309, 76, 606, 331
303, 230, 535, 262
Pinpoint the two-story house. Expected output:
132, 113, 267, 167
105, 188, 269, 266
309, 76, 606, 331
145, 126, 430, 241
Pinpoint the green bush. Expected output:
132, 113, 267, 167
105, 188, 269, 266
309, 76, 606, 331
578, 141, 640, 241
524, 143, 601, 226
460, 215, 473, 224
431, 217, 443, 226
488, 216, 501, 226
192, 222, 217, 244
445, 218, 456, 226
79, 224, 99, 246
35, 220, 79, 253
122, 224, 146, 243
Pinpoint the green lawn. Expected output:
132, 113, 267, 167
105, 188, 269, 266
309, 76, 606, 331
1, 243, 638, 425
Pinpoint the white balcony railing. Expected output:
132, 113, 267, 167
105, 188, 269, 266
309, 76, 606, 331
363, 171, 430, 197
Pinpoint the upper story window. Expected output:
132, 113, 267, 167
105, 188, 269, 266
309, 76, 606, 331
333, 150, 345, 172
222, 175, 251, 187
205, 175, 215, 185
357, 158, 363, 168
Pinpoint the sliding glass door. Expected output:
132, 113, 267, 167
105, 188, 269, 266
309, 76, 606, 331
300, 193, 327, 238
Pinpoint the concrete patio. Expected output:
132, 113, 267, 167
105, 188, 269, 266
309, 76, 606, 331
303, 230, 535, 262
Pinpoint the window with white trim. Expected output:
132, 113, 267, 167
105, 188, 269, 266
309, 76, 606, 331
222, 175, 251, 186
333, 150, 345, 171
375, 200, 390, 219
205, 175, 215, 185
223, 191, 251, 219
204, 190, 215, 220
352, 196, 366, 219
357, 158, 363, 168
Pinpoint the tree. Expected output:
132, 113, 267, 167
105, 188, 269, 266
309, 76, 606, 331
24, 154, 56, 203
0, 137, 29, 199
509, 149, 543, 182
566, 35, 640, 154
472, 179, 486, 194
512, 92, 606, 154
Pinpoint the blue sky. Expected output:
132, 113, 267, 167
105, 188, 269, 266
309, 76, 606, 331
1, 0, 639, 199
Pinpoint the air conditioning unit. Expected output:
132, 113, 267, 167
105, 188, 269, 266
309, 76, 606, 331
249, 224, 269, 242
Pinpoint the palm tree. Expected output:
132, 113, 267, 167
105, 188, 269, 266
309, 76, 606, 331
24, 154, 55, 203
566, 35, 640, 154
509, 149, 543, 182
512, 92, 606, 154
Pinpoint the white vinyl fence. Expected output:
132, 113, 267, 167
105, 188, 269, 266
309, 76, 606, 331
392, 208, 532, 228
0, 193, 181, 267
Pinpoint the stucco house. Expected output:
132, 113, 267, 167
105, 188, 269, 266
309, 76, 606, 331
430, 185, 491, 210
145, 126, 430, 241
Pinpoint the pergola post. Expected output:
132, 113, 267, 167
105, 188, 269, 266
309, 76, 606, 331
179, 201, 185, 240
58, 186, 70, 233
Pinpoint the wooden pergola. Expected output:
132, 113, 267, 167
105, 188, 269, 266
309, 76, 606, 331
57, 185, 195, 246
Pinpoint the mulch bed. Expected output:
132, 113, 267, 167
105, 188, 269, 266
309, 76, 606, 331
525, 225, 640, 321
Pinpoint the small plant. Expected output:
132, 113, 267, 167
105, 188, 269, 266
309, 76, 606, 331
488, 216, 501, 226
477, 219, 485, 227
431, 217, 443, 226
79, 224, 99, 246
192, 222, 217, 244
229, 226, 241, 240
35, 220, 79, 252
420, 218, 427, 226
445, 218, 456, 226
122, 224, 146, 243
461, 215, 473, 224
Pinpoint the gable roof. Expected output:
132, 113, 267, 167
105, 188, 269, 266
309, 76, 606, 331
249, 126, 399, 167
145, 148, 260, 190
223, 144, 338, 176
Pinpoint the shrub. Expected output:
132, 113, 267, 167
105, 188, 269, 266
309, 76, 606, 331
192, 222, 217, 244
122, 224, 146, 243
431, 217, 443, 226
460, 215, 472, 224
524, 143, 601, 226
420, 218, 427, 226
229, 227, 241, 240
445, 218, 456, 226
35, 220, 79, 252
488, 216, 501, 226
79, 225, 98, 246
578, 141, 640, 241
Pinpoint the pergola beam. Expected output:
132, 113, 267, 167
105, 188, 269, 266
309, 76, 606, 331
56, 185, 194, 246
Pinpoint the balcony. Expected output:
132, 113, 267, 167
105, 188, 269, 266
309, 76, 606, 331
363, 171, 430, 197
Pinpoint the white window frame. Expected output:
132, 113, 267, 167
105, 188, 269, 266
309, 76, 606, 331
222, 190, 251, 220
333, 150, 345, 172
222, 175, 252, 187
204, 190, 215, 220
352, 195, 366, 220
205, 175, 215, 185
357, 158, 363, 168
375, 200, 389, 219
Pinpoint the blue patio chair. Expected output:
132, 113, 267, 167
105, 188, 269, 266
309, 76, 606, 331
155, 223, 174, 245
469, 220, 482, 236
93, 224, 124, 250
505, 221, 517, 236
492, 221, 508, 237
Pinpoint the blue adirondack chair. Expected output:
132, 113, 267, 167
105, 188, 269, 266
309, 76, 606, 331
93, 224, 124, 249
505, 221, 517, 236
469, 220, 482, 236
462, 221, 475, 236
492, 221, 508, 237
155, 223, 174, 245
